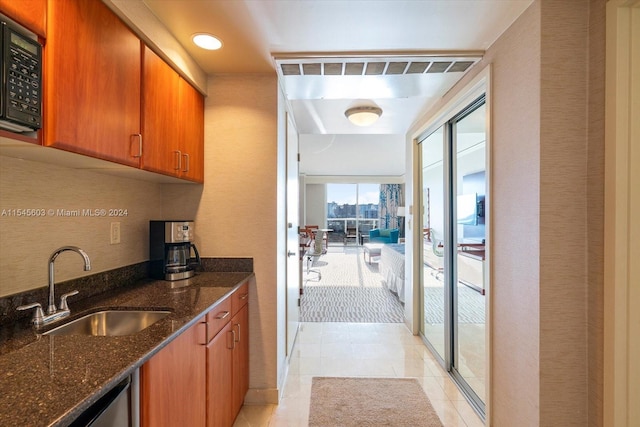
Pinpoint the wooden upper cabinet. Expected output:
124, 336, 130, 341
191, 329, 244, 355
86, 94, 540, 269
0, 0, 46, 38
44, 0, 141, 167
178, 77, 204, 183
141, 45, 180, 175
142, 46, 204, 182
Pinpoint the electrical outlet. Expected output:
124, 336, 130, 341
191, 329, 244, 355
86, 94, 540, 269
110, 222, 121, 244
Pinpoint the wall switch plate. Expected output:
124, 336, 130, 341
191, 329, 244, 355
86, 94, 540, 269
110, 222, 121, 244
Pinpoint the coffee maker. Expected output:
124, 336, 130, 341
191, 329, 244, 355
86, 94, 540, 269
150, 221, 201, 280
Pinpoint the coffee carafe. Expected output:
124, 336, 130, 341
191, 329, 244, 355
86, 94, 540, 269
150, 221, 201, 280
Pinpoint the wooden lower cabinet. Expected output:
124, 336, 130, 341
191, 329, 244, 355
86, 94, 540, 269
208, 287, 249, 427
207, 322, 234, 427
140, 316, 206, 427
141, 284, 249, 427
231, 303, 249, 417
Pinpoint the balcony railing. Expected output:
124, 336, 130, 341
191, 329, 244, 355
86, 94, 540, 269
325, 218, 380, 245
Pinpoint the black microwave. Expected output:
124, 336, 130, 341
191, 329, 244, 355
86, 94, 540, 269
0, 20, 42, 133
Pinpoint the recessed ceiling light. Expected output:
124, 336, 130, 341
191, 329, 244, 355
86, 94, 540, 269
192, 33, 223, 50
345, 106, 383, 126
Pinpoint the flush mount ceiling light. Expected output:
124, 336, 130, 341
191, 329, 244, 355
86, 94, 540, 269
345, 106, 383, 126
192, 33, 223, 50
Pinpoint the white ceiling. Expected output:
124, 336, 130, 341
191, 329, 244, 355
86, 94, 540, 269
142, 0, 533, 176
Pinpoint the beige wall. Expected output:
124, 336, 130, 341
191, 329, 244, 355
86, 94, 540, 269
484, 4, 542, 424
411, 0, 604, 424
0, 156, 164, 297
161, 74, 279, 400
538, 2, 590, 425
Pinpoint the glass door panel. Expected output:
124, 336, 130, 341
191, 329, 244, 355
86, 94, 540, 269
357, 183, 381, 241
327, 183, 357, 245
420, 126, 446, 361
453, 102, 487, 403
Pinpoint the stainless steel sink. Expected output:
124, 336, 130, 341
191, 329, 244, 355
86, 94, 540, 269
43, 310, 171, 336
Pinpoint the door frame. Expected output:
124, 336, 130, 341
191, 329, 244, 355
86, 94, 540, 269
604, 1, 640, 425
284, 112, 301, 359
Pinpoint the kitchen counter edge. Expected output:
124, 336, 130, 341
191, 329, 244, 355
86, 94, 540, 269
0, 271, 254, 427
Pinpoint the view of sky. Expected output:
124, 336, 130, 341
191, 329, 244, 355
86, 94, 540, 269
327, 183, 380, 205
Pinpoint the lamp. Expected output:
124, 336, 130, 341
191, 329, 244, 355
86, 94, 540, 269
397, 207, 406, 217
345, 106, 382, 126
192, 33, 223, 50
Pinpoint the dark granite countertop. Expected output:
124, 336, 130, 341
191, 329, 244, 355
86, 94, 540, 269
0, 271, 253, 427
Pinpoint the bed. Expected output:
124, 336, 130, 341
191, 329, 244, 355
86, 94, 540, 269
380, 243, 406, 303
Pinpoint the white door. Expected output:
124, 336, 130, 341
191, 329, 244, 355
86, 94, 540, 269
285, 114, 300, 356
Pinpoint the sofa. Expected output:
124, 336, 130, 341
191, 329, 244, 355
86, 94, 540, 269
369, 228, 399, 244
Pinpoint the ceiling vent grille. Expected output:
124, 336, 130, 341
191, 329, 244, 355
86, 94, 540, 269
280, 59, 475, 76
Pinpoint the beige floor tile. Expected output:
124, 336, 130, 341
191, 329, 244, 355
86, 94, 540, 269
290, 342, 322, 359
296, 357, 323, 376
319, 341, 354, 358
280, 374, 313, 399
269, 397, 309, 426
392, 358, 436, 377
320, 322, 350, 333
416, 376, 450, 401
238, 322, 484, 427
429, 398, 470, 427
453, 399, 486, 427
319, 330, 350, 344
440, 376, 469, 401
233, 404, 276, 427
345, 358, 397, 377
350, 342, 392, 359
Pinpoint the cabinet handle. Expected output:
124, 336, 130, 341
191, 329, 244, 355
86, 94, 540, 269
199, 322, 208, 345
174, 150, 182, 171
239, 293, 248, 301
182, 153, 190, 173
227, 330, 236, 349
234, 322, 241, 343
215, 311, 230, 320
131, 134, 142, 158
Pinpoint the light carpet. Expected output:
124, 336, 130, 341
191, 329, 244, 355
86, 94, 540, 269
301, 248, 404, 323
309, 377, 443, 427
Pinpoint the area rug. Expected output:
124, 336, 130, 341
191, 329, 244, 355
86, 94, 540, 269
309, 377, 443, 427
301, 248, 404, 323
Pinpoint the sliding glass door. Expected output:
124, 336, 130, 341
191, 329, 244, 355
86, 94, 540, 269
419, 96, 487, 415
326, 183, 380, 245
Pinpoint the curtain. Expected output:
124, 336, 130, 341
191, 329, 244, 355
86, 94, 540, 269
379, 184, 404, 229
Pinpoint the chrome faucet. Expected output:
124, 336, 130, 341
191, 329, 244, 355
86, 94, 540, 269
47, 246, 91, 314
17, 246, 91, 327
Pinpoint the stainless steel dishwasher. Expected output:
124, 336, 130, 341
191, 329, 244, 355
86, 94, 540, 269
69, 369, 140, 427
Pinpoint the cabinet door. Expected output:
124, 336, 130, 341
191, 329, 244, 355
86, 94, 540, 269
0, 0, 46, 37
141, 45, 180, 175
141, 319, 207, 427
231, 304, 249, 418
44, 0, 141, 166
177, 77, 204, 182
207, 322, 234, 427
